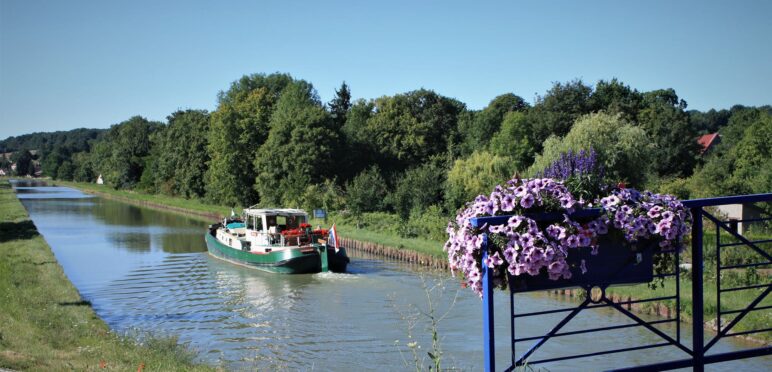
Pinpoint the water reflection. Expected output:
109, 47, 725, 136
12, 182, 771, 371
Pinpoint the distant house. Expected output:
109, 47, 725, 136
96, 174, 104, 185
714, 203, 764, 235
697, 133, 720, 155
0, 169, 5, 176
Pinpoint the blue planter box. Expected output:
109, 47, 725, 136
507, 237, 655, 293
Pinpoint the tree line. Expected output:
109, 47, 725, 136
2, 73, 770, 239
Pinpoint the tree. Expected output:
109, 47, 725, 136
458, 93, 528, 155
154, 110, 211, 198
637, 89, 698, 177
488, 111, 534, 171
715, 106, 766, 150
530, 79, 593, 147
346, 166, 388, 223
690, 111, 772, 199
530, 112, 654, 187
92, 116, 162, 189
339, 99, 376, 182
444, 151, 516, 212
56, 160, 75, 180
389, 163, 445, 220
205, 73, 294, 206
729, 115, 771, 195
0, 128, 103, 154
41, 145, 71, 179
589, 78, 643, 121
12, 150, 35, 176
361, 89, 465, 173
0, 155, 10, 173
328, 81, 351, 130
254, 80, 339, 207
1, 128, 103, 179
301, 178, 345, 212
689, 108, 731, 134
71, 152, 95, 182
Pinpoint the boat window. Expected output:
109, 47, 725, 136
247, 215, 263, 231
284, 215, 305, 229
263, 215, 306, 231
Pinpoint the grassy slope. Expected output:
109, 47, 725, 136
0, 181, 216, 371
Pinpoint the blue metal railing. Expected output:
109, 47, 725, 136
477, 193, 772, 371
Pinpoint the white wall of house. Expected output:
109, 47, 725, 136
714, 204, 763, 234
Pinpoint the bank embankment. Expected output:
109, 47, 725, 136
0, 181, 216, 371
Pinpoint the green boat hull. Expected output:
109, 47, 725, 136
205, 231, 349, 274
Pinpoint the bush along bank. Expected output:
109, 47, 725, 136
0, 181, 216, 371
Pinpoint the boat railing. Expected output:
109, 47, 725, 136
248, 230, 324, 247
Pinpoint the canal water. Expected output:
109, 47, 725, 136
13, 181, 770, 371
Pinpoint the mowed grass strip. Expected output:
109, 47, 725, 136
0, 181, 217, 371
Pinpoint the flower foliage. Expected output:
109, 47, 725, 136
444, 175, 691, 297
541, 148, 603, 181
600, 188, 692, 250
539, 147, 607, 202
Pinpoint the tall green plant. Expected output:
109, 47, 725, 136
254, 80, 339, 207
530, 112, 654, 187
205, 73, 294, 206
346, 166, 387, 225
444, 151, 515, 212
155, 110, 211, 198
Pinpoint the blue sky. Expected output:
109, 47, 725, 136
1, 0, 770, 137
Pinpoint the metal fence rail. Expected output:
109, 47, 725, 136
476, 193, 772, 371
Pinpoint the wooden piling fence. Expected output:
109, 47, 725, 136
338, 236, 448, 270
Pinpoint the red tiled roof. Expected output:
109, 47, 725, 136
697, 133, 720, 154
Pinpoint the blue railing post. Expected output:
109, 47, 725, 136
691, 207, 704, 372
482, 233, 495, 372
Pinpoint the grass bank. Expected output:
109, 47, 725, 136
0, 180, 216, 371
604, 274, 771, 342
56, 180, 447, 260
309, 216, 446, 259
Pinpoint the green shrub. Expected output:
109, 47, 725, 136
399, 205, 448, 242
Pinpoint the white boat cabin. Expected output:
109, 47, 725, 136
216, 208, 315, 253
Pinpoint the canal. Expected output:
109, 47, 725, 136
13, 181, 769, 370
